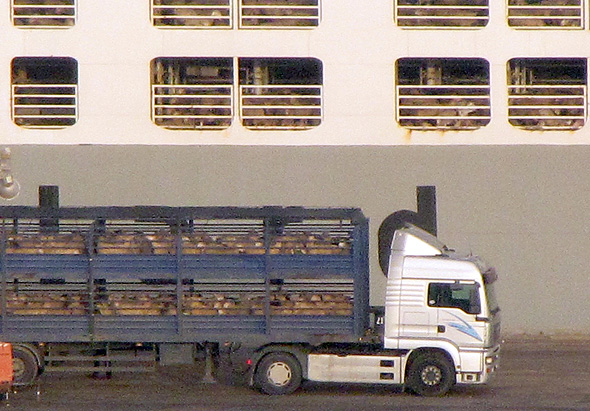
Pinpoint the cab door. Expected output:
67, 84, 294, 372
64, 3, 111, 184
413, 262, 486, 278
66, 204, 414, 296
428, 282, 485, 347
397, 278, 438, 340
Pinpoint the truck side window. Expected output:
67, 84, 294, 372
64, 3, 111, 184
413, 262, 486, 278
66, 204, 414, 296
428, 283, 481, 315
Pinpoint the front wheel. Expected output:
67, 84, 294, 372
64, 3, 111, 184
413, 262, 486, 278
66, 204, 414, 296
254, 352, 302, 395
406, 353, 455, 397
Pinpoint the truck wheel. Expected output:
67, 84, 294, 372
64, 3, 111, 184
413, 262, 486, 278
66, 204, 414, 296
254, 352, 302, 395
12, 346, 39, 385
406, 353, 454, 397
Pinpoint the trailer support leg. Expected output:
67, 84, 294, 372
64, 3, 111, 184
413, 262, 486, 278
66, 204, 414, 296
201, 343, 216, 384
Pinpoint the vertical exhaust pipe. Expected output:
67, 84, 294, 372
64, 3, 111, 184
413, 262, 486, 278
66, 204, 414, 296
417, 185, 437, 236
39, 185, 59, 232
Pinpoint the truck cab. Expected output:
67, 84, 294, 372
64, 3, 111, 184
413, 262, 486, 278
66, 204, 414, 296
254, 223, 500, 397
384, 224, 501, 389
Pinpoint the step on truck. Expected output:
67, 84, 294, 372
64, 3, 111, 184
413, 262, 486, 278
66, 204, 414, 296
0, 205, 500, 396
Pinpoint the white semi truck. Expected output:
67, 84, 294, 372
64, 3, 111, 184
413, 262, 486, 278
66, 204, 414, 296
247, 222, 501, 396
0, 202, 499, 397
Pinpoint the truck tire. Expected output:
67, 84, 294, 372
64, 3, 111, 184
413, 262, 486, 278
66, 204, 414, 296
406, 353, 455, 397
12, 346, 39, 385
254, 352, 302, 395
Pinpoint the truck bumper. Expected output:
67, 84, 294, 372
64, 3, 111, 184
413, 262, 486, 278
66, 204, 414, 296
459, 344, 500, 385
483, 344, 501, 382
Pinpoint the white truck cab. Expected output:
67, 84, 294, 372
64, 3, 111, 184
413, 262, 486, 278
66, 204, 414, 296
251, 222, 500, 397
384, 224, 501, 388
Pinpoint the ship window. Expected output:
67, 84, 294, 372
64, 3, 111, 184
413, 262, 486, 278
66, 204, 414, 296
151, 57, 234, 130
428, 283, 481, 315
396, 58, 491, 130
11, 57, 78, 128
12, 0, 76, 28
508, 58, 587, 130
395, 0, 489, 28
240, 0, 320, 28
151, 1, 320, 29
239, 58, 322, 130
152, 0, 232, 28
508, 0, 583, 29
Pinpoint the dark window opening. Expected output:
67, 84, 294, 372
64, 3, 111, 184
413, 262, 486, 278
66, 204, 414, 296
151, 57, 234, 130
152, 0, 231, 28
508, 0, 583, 29
396, 58, 490, 130
13, 0, 76, 28
13, 57, 78, 84
396, 0, 489, 28
240, 0, 320, 28
152, 57, 233, 85
239, 58, 322, 86
238, 58, 323, 130
11, 57, 78, 128
508, 58, 587, 130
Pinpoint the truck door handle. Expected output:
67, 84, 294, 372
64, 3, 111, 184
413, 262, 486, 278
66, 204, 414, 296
437, 325, 446, 333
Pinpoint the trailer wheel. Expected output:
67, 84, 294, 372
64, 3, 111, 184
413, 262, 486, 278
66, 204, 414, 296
406, 353, 455, 397
254, 352, 302, 395
12, 346, 39, 385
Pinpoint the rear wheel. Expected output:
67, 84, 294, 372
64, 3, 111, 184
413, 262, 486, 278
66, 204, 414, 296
254, 352, 302, 395
406, 353, 455, 396
12, 346, 39, 385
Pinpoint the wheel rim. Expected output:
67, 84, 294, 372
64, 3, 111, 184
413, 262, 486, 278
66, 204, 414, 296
266, 361, 292, 387
13, 357, 25, 380
421, 365, 442, 386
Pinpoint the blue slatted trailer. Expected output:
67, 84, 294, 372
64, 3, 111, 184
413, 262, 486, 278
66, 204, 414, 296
0, 206, 369, 383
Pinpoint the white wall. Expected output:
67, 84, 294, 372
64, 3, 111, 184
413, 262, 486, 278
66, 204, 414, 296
1, 1, 590, 145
